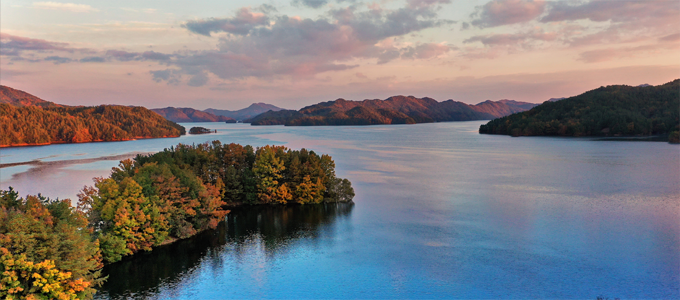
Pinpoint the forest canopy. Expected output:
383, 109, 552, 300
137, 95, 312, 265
0, 188, 103, 300
1, 141, 354, 298
0, 104, 186, 147
81, 141, 353, 263
479, 79, 680, 140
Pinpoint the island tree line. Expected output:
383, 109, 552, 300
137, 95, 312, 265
0, 141, 353, 299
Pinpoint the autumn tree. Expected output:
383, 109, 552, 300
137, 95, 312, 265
0, 188, 102, 299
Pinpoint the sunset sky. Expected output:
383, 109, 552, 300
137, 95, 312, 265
1, 0, 678, 110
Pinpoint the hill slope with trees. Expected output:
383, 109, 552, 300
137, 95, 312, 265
479, 79, 680, 141
0, 86, 185, 147
151, 107, 236, 123
246, 96, 537, 126
0, 85, 61, 107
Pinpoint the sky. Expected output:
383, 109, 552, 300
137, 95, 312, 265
1, 0, 679, 110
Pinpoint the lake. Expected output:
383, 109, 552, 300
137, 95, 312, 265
1, 121, 678, 299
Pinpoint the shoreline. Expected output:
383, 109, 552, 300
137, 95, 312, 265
0, 152, 153, 169
479, 132, 672, 142
102, 201, 353, 266
0, 135, 181, 148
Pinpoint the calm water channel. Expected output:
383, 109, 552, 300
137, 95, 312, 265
1, 121, 678, 299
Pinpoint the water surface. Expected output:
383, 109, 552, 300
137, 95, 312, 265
1, 122, 678, 299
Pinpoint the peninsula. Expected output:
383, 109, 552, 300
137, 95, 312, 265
0, 86, 185, 147
479, 79, 680, 142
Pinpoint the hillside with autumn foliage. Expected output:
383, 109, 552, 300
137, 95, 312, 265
246, 95, 537, 126
0, 86, 185, 147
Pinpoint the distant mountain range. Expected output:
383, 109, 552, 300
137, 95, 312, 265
246, 96, 538, 126
151, 103, 284, 123
151, 107, 235, 123
0, 85, 184, 147
479, 79, 680, 142
205, 103, 283, 121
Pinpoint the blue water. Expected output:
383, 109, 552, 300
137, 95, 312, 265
1, 121, 678, 299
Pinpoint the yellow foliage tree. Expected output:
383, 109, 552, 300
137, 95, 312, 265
0, 248, 92, 300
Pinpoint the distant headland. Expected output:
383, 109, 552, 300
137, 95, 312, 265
0, 85, 185, 148
479, 79, 680, 143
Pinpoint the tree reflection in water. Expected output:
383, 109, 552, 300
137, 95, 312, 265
97, 202, 354, 299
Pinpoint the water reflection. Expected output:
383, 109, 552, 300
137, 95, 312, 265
97, 202, 354, 299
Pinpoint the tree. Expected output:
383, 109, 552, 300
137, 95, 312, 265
0, 248, 93, 300
253, 146, 287, 204
0, 189, 102, 299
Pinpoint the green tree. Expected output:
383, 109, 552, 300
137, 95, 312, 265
253, 146, 287, 204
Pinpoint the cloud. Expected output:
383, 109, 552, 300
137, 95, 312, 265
406, 0, 451, 9
254, 4, 277, 14
401, 43, 452, 59
150, 69, 182, 85
660, 33, 680, 43
79, 56, 106, 62
183, 8, 269, 36
99, 50, 174, 62
106, 50, 138, 61
187, 71, 210, 87
541, 0, 677, 24
44, 56, 72, 64
141, 51, 171, 61
471, 0, 545, 28
578, 44, 679, 63
152, 3, 451, 85
120, 7, 156, 14
0, 33, 74, 56
464, 29, 557, 46
292, 0, 358, 9
541, 1, 680, 48
293, 0, 329, 9
32, 2, 99, 13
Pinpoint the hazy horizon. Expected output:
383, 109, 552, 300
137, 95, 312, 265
2, 0, 679, 110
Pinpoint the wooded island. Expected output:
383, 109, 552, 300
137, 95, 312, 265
0, 141, 353, 299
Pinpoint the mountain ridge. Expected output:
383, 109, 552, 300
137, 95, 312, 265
205, 103, 283, 121
246, 96, 537, 126
151, 107, 235, 123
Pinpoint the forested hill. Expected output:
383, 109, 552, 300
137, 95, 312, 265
479, 79, 680, 141
246, 96, 537, 126
0, 85, 61, 107
152, 107, 236, 123
0, 86, 185, 147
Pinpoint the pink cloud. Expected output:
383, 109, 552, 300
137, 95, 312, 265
0, 33, 75, 56
541, 0, 678, 24
464, 30, 557, 46
150, 3, 453, 85
471, 0, 546, 28
401, 43, 452, 59
578, 43, 680, 63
